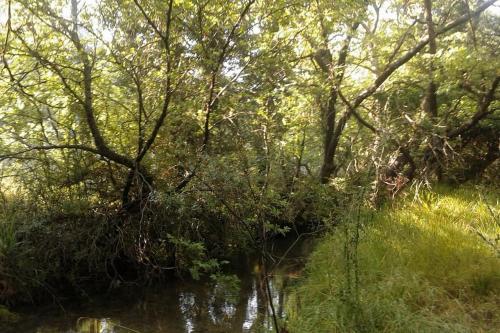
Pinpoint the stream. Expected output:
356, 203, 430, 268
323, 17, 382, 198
4, 236, 314, 333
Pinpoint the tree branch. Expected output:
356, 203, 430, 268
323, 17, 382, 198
175, 0, 256, 192
135, 0, 174, 163
334, 0, 497, 149
338, 89, 378, 133
448, 76, 500, 139
202, 0, 256, 148
0, 144, 100, 161
352, 0, 497, 111
132, 0, 168, 46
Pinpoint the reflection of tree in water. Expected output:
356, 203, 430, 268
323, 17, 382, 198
76, 318, 110, 333
173, 256, 284, 332
38, 270, 292, 333
75, 317, 139, 333
177, 279, 249, 332
172, 247, 305, 332
31, 238, 312, 333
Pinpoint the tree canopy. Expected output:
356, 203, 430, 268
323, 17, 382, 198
1, 0, 497, 203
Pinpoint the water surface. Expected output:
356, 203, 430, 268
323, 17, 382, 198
5, 237, 314, 333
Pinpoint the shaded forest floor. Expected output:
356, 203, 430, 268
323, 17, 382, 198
285, 185, 499, 333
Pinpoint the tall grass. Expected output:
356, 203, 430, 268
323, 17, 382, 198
286, 185, 500, 333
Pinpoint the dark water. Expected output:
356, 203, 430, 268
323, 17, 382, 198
4, 237, 314, 333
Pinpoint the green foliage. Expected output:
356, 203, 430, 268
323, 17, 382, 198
0, 0, 498, 312
286, 185, 500, 333
210, 273, 241, 304
167, 234, 221, 280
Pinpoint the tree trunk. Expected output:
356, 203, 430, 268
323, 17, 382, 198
318, 22, 360, 184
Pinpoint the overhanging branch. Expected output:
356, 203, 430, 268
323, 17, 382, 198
0, 144, 100, 162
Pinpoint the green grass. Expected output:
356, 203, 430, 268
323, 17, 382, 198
286, 185, 500, 333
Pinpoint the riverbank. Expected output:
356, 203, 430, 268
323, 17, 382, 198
285, 185, 499, 333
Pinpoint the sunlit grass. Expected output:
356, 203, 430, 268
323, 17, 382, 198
286, 185, 499, 333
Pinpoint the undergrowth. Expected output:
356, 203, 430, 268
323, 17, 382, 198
0, 178, 325, 305
286, 185, 500, 333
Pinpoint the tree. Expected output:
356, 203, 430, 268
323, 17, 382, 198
1, 0, 258, 207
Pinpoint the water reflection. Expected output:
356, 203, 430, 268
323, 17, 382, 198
75, 318, 139, 333
8, 238, 313, 333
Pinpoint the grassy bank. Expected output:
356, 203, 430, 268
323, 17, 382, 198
286, 185, 499, 333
